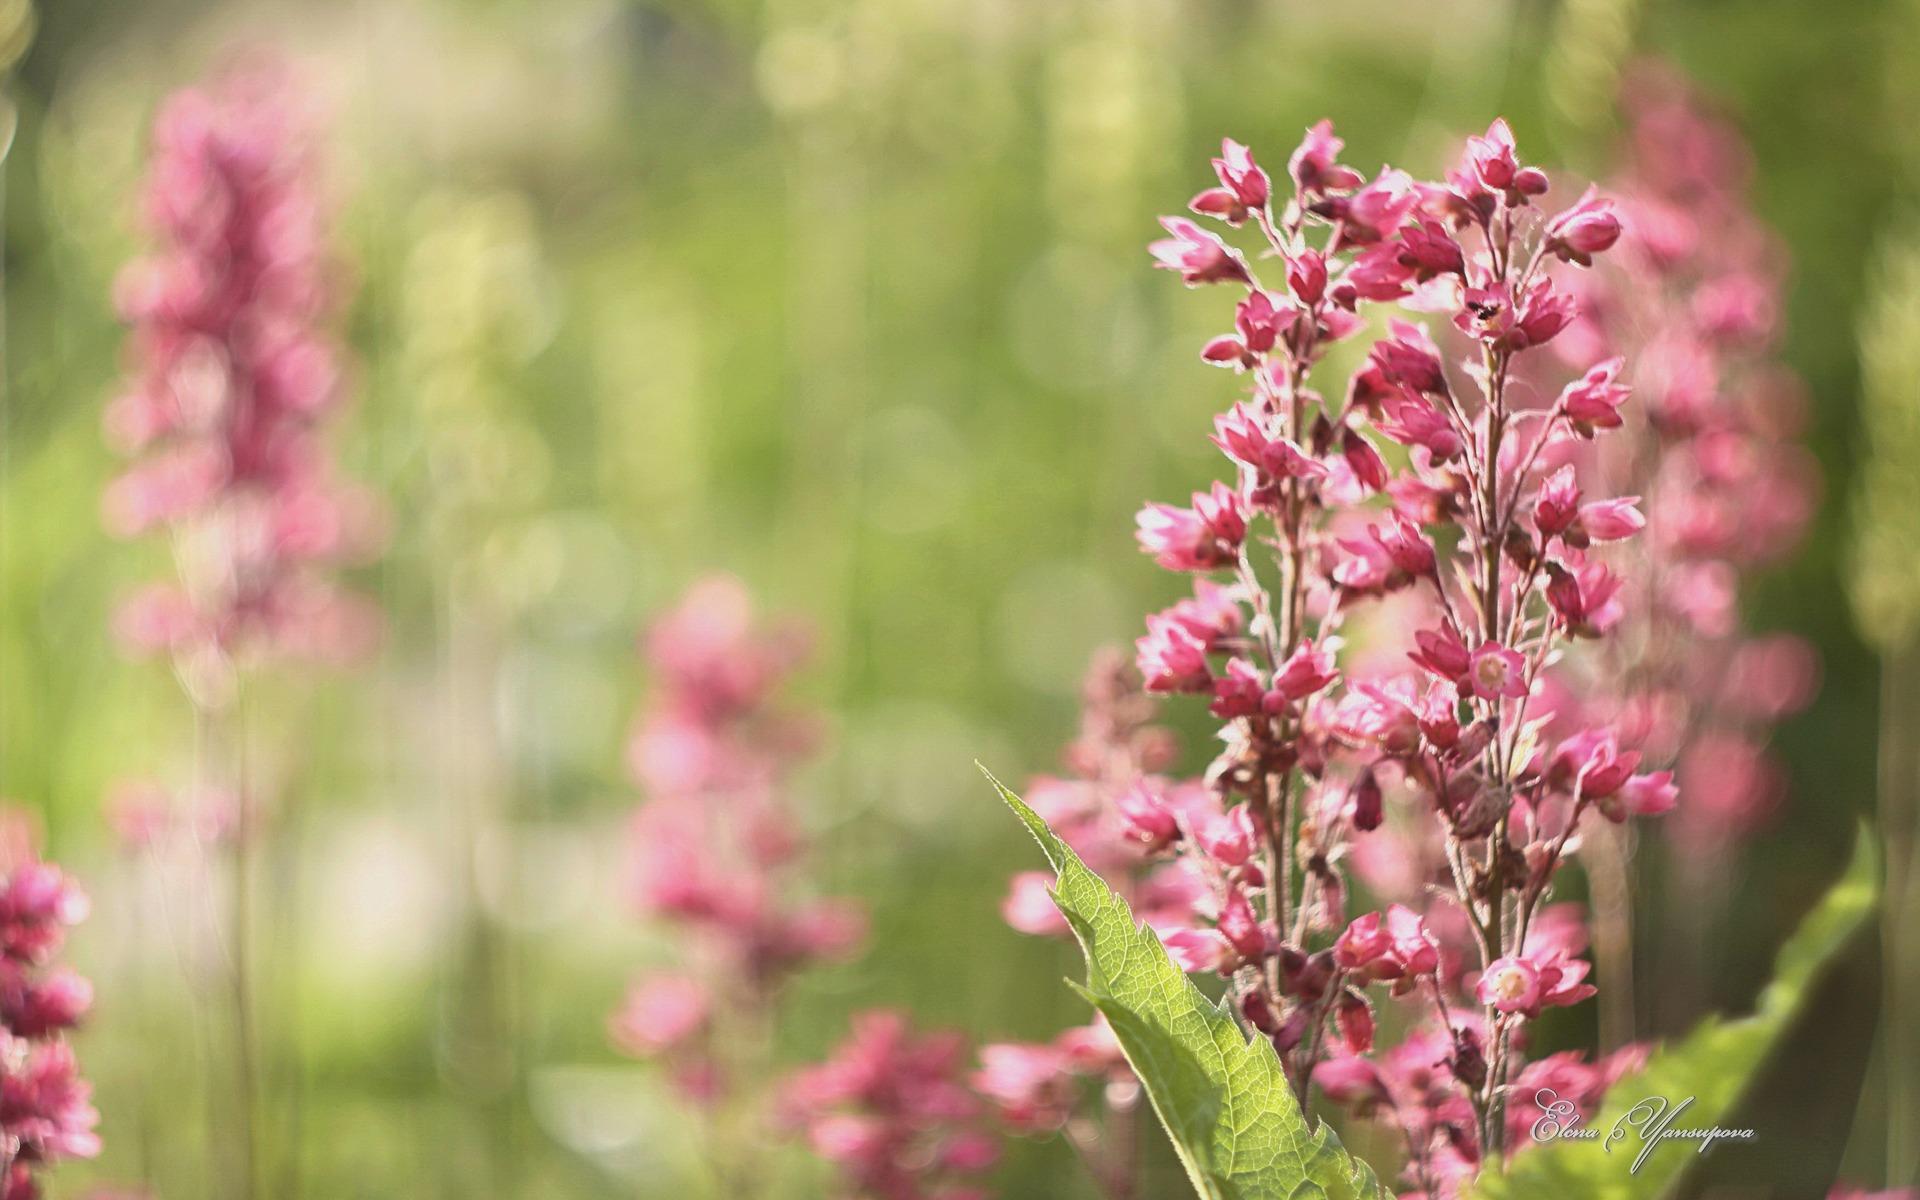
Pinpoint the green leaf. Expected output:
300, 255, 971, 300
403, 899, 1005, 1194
1476, 827, 1881, 1200
985, 766, 1386, 1200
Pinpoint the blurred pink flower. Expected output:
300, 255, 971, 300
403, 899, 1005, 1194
0, 828, 98, 1195
106, 63, 381, 672
615, 577, 864, 1114
609, 974, 709, 1058
783, 1011, 1000, 1199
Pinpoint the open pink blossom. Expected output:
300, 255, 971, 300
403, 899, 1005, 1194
1557, 357, 1631, 432
1150, 216, 1251, 286
1475, 952, 1596, 1019
1578, 496, 1645, 541
1468, 644, 1528, 701
1136, 612, 1213, 694
1189, 138, 1270, 224
1135, 482, 1247, 571
1213, 402, 1325, 482
1334, 905, 1440, 981
1271, 639, 1340, 703
1546, 186, 1624, 264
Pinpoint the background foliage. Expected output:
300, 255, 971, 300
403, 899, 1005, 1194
0, 0, 1909, 1195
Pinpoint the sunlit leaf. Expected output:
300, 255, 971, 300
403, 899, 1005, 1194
1476, 827, 1879, 1199
987, 766, 1386, 1200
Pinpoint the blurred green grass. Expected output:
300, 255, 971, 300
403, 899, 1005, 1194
0, 0, 1906, 1195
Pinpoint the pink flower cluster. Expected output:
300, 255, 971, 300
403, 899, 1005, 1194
1119, 118, 1676, 1193
985, 653, 1180, 1186
105, 63, 379, 676
999, 651, 1197, 946
0, 832, 99, 1199
1547, 65, 1820, 850
782, 1011, 1002, 1200
612, 577, 866, 1101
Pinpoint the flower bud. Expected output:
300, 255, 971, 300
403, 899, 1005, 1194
1334, 989, 1375, 1054
1240, 988, 1280, 1035
1349, 768, 1383, 832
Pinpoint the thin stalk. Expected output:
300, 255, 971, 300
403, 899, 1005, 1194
1882, 641, 1920, 1187
228, 685, 261, 1200
1586, 822, 1636, 1052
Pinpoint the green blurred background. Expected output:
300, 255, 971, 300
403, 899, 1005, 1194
0, 0, 1910, 1195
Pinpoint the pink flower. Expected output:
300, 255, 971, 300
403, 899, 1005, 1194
1534, 465, 1581, 537
1135, 482, 1247, 571
1375, 513, 1437, 576
1313, 1054, 1388, 1106
1114, 784, 1181, 851
1397, 219, 1466, 279
1210, 657, 1266, 718
0, 839, 100, 1191
0, 965, 92, 1039
1102, 112, 1696, 1180
1600, 771, 1678, 822
1468, 643, 1528, 701
1136, 612, 1213, 694
1236, 289, 1287, 352
2, 1040, 101, 1164
1288, 120, 1363, 194
1348, 767, 1385, 831
1271, 639, 1340, 703
1331, 532, 1397, 592
1334, 991, 1376, 1054
1578, 497, 1645, 541
1001, 872, 1067, 937
1191, 140, 1271, 226
1558, 357, 1631, 432
1334, 905, 1439, 980
1216, 887, 1271, 963
1164, 927, 1235, 974
788, 900, 869, 962
971, 1043, 1074, 1132
1150, 217, 1251, 286
1458, 279, 1575, 351
1339, 244, 1414, 303
1289, 250, 1329, 305
1206, 293, 1294, 368
1546, 186, 1623, 264
1161, 579, 1245, 648
1410, 624, 1472, 682
1369, 322, 1450, 395
1503, 1050, 1621, 1146
1340, 428, 1390, 492
1548, 729, 1641, 799
1053, 1018, 1127, 1077
1546, 558, 1626, 636
1475, 952, 1595, 1018
1414, 681, 1467, 754
610, 974, 710, 1058
1341, 168, 1421, 245
0, 866, 88, 966
620, 581, 864, 1112
1331, 681, 1423, 756
1464, 118, 1521, 193
1212, 403, 1325, 482
108, 66, 382, 666
1335, 517, 1434, 594
1196, 806, 1257, 867
785, 1012, 999, 1197
1376, 393, 1465, 461
1475, 955, 1541, 1014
